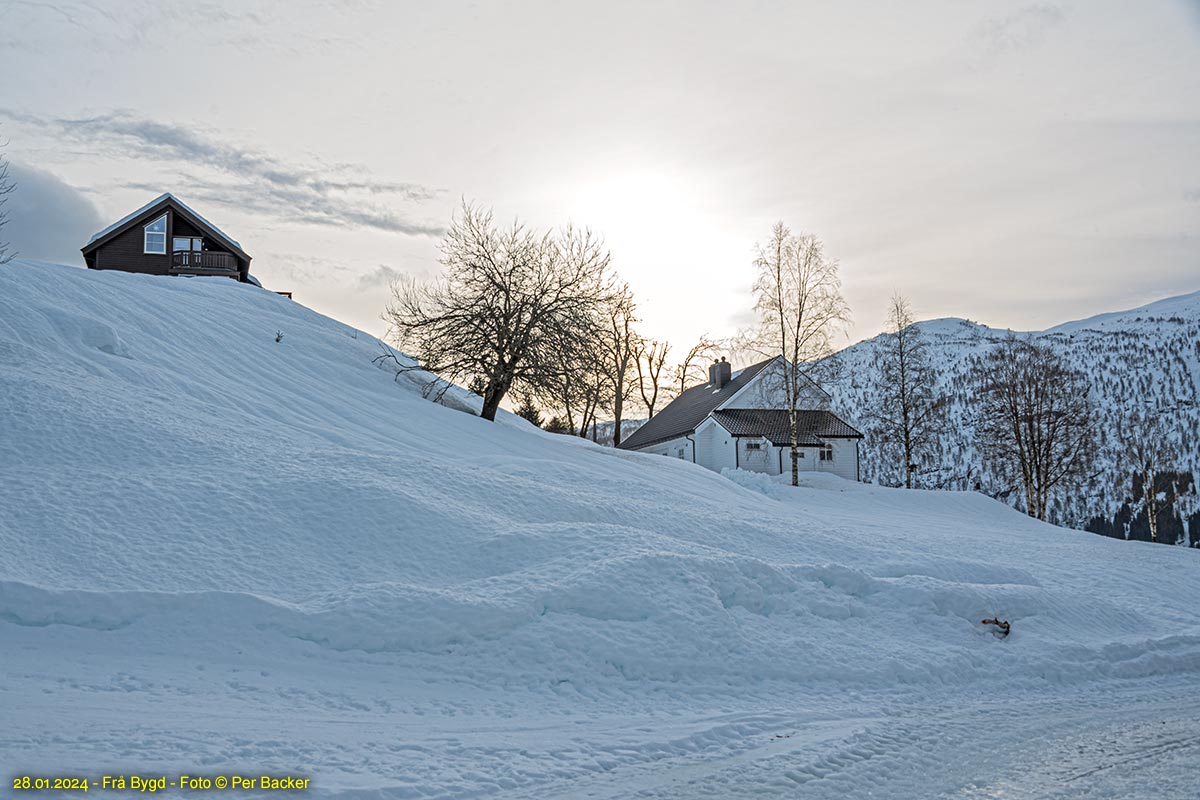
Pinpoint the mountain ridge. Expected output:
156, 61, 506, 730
826, 287, 1200, 541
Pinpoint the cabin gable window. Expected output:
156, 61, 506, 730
143, 214, 167, 254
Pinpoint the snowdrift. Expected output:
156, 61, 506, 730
2, 261, 1198, 688
2, 262, 1199, 796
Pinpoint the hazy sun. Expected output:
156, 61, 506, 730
571, 170, 701, 241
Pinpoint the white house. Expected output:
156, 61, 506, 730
617, 356, 863, 480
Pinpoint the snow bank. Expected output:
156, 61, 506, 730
2, 262, 1199, 795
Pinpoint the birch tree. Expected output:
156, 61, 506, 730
750, 222, 850, 486
1121, 407, 1177, 543
872, 294, 945, 488
973, 334, 1098, 521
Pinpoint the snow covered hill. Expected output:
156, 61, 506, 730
2, 261, 1199, 798
827, 293, 1200, 539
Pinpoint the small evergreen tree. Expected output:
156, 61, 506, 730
515, 395, 542, 427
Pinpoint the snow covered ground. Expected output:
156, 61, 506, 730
2, 261, 1198, 798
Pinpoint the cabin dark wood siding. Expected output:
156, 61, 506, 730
172, 217, 203, 238
94, 213, 173, 275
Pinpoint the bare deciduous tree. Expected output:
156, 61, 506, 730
601, 286, 639, 446
577, 362, 612, 440
635, 338, 672, 418
1121, 406, 1177, 543
535, 310, 614, 439
973, 334, 1098, 521
872, 294, 946, 488
384, 201, 614, 421
674, 335, 721, 393
0, 135, 15, 265
548, 366, 591, 436
749, 222, 850, 486
533, 326, 611, 440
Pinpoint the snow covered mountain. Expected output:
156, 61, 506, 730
2, 261, 1199, 798
827, 292, 1200, 541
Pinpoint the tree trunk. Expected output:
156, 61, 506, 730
790, 414, 799, 487
904, 429, 913, 489
480, 384, 505, 421
613, 394, 624, 447
1145, 464, 1158, 543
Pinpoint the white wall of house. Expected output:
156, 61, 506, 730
631, 426, 858, 481
636, 435, 694, 463
695, 418, 737, 473
737, 438, 777, 473
731, 437, 859, 480
817, 439, 859, 481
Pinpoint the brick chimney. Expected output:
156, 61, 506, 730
708, 357, 732, 389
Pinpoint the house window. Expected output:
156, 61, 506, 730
745, 442, 762, 451
819, 444, 834, 462
144, 215, 167, 254
173, 237, 203, 266
677, 448, 685, 459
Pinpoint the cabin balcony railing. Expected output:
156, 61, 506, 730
171, 250, 237, 273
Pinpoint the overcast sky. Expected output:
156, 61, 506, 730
3, 0, 1198, 352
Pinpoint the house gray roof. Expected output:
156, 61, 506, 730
617, 358, 778, 450
84, 193, 246, 257
710, 409, 862, 447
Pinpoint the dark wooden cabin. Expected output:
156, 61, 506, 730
81, 194, 252, 282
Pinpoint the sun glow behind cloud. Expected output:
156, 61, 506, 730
567, 167, 756, 344
3, 0, 1197, 353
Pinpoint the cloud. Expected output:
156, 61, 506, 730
1, 1, 349, 55
7, 109, 445, 237
972, 4, 1065, 58
356, 264, 404, 290
3, 161, 104, 265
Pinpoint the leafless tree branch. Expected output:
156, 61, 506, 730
383, 200, 617, 421
748, 222, 851, 486
973, 334, 1098, 521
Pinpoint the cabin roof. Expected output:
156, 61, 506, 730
710, 408, 862, 447
617, 357, 777, 450
82, 193, 248, 260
